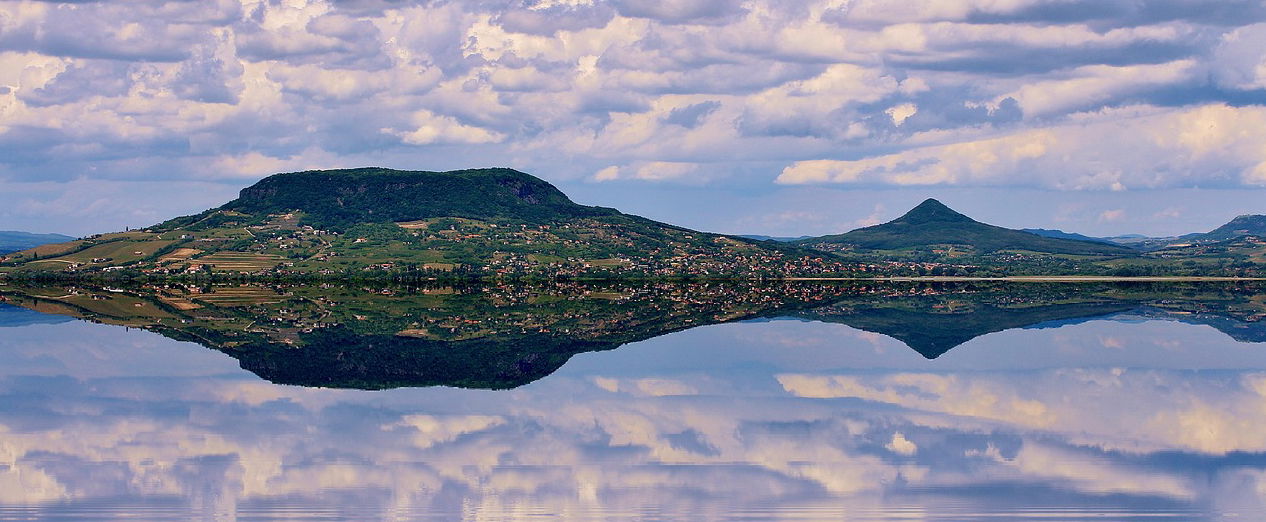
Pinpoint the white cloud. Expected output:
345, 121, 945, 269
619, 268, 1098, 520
885, 432, 917, 455
389, 109, 506, 145
1212, 23, 1266, 90
997, 60, 1197, 117
592, 165, 622, 181
778, 104, 1266, 190
634, 161, 697, 180
886, 103, 918, 126
1098, 209, 1126, 222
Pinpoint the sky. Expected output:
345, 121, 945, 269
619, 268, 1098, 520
2, 0, 1266, 237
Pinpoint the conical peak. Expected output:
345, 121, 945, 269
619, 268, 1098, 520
914, 198, 950, 211
894, 198, 975, 225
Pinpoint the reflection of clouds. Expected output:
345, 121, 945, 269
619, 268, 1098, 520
2, 369, 1255, 517
4, 360, 1266, 515
779, 369, 1266, 455
590, 377, 698, 396
388, 414, 506, 449
1099, 336, 1126, 349
779, 373, 1057, 429
0, 374, 911, 514
0, 450, 66, 504
998, 442, 1194, 500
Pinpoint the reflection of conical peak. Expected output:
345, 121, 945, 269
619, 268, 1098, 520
798, 301, 1136, 358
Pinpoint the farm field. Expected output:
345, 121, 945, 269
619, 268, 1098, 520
51, 240, 177, 265
189, 286, 287, 306
198, 252, 288, 273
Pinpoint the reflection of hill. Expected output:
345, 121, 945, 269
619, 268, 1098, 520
2, 282, 1265, 387
795, 283, 1266, 358
0, 283, 854, 389
1117, 307, 1266, 344
798, 301, 1136, 358
166, 326, 621, 390
0, 302, 75, 327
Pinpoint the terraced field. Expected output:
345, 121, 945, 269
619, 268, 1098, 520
159, 248, 202, 264
189, 286, 288, 306
197, 252, 287, 273
20, 239, 88, 258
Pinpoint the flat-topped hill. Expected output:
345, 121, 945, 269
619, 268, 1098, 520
159, 167, 619, 232
2, 167, 843, 278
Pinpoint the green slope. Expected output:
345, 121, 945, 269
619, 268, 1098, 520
799, 199, 1136, 256
1198, 214, 1266, 242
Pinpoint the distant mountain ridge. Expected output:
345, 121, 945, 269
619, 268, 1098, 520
1097, 214, 1266, 251
1022, 228, 1122, 246
0, 231, 76, 255
797, 199, 1135, 256
738, 234, 812, 242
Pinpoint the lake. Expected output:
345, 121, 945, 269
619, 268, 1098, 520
1, 281, 1265, 520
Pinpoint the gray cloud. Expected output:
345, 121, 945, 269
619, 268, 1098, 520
0, 2, 235, 61
965, 0, 1266, 29
495, 3, 616, 35
16, 60, 132, 107
664, 100, 720, 127
612, 0, 747, 25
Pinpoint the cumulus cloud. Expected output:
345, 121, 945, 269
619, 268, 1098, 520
1212, 23, 1266, 90
778, 104, 1266, 190
1098, 209, 1126, 222
611, 0, 747, 25
388, 109, 506, 145
590, 161, 701, 182
885, 432, 917, 456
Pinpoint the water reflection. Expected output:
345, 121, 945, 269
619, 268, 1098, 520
0, 282, 1265, 518
2, 282, 1265, 388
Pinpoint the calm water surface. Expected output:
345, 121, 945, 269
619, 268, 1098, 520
1, 283, 1266, 520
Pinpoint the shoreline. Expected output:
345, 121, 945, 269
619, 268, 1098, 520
3, 273, 1264, 284
784, 277, 1260, 281
785, 276, 1266, 282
